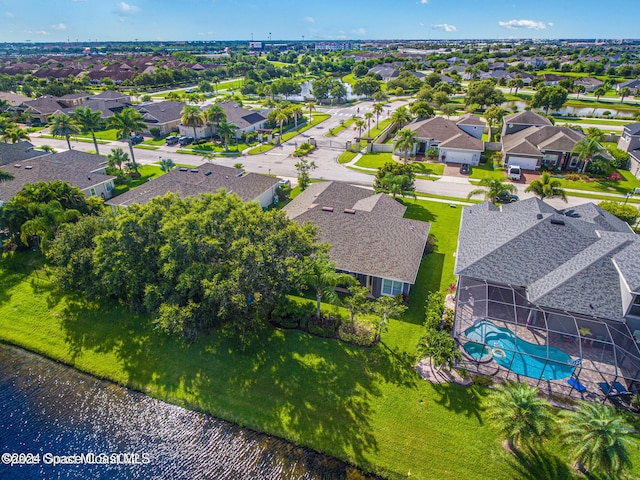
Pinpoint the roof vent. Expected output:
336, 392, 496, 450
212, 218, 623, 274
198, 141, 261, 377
322, 206, 334, 212
190, 169, 199, 173
204, 171, 212, 176
550, 218, 565, 226
343, 208, 356, 214
536, 213, 543, 220
24, 165, 32, 170
179, 167, 188, 171
14, 164, 21, 168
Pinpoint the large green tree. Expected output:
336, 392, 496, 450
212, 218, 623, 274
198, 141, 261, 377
560, 402, 634, 478
108, 107, 147, 173
484, 381, 553, 451
531, 86, 569, 114
374, 162, 415, 192
465, 80, 505, 109
73, 107, 103, 155
524, 172, 567, 202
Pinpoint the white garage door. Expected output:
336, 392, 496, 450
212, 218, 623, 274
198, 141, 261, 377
507, 156, 538, 170
443, 150, 475, 165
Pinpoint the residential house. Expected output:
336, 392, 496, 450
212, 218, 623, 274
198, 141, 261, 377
178, 101, 268, 140
454, 198, 640, 395
574, 77, 604, 92
368, 64, 400, 82
0, 150, 115, 206
84, 90, 132, 119
22, 96, 74, 124
0, 141, 46, 167
284, 181, 430, 298
616, 79, 640, 95
403, 115, 484, 165
617, 123, 640, 177
134, 100, 184, 136
105, 163, 279, 210
502, 111, 609, 171
541, 74, 567, 86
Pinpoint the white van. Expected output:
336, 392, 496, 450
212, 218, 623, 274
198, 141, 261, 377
507, 165, 521, 181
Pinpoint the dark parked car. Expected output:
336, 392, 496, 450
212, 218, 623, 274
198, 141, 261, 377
130, 135, 144, 145
459, 163, 470, 175
165, 135, 179, 146
178, 136, 194, 146
495, 191, 519, 204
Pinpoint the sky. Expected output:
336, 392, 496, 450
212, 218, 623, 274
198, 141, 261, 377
0, 0, 637, 43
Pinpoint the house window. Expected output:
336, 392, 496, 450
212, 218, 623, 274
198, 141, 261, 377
569, 156, 578, 168
106, 182, 113, 192
90, 188, 96, 196
381, 279, 403, 297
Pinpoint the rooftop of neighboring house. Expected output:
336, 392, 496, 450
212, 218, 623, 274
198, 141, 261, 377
105, 163, 279, 208
503, 111, 553, 128
502, 125, 586, 155
217, 101, 268, 129
455, 198, 637, 321
134, 100, 185, 125
0, 141, 47, 166
406, 116, 484, 151
284, 181, 430, 285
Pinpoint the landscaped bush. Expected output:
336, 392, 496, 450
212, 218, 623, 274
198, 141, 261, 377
586, 159, 613, 177
149, 127, 161, 139
338, 318, 377, 346
270, 298, 314, 329
471, 374, 494, 387
424, 234, 435, 254
307, 314, 341, 338
293, 142, 314, 157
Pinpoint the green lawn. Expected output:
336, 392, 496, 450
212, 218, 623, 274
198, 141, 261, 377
355, 152, 394, 169
2, 199, 639, 479
142, 137, 169, 146
92, 128, 120, 141
555, 117, 635, 126
557, 169, 640, 195
338, 151, 357, 164
412, 162, 445, 176
134, 144, 160, 151
469, 163, 505, 181
111, 165, 165, 196
247, 114, 331, 155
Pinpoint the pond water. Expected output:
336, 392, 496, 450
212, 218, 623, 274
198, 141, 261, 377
0, 344, 371, 480
503, 101, 635, 119
277, 80, 365, 102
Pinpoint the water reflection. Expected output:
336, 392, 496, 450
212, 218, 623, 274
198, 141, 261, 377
0, 344, 371, 480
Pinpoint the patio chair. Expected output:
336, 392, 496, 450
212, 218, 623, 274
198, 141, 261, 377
598, 382, 615, 397
568, 377, 586, 393
612, 381, 632, 396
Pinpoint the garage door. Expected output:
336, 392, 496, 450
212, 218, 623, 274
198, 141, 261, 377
506, 156, 538, 170
443, 150, 475, 165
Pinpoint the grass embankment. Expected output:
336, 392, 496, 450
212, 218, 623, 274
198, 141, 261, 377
2, 198, 639, 479
247, 114, 331, 155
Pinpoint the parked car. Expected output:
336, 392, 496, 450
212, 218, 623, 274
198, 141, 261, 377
165, 135, 179, 146
459, 163, 470, 175
178, 136, 194, 146
507, 165, 521, 181
495, 191, 519, 204
130, 135, 144, 145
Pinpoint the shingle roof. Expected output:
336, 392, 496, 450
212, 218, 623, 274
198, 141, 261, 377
503, 125, 585, 156
106, 163, 278, 207
456, 113, 484, 126
0, 141, 47, 166
284, 182, 430, 284
0, 150, 114, 203
503, 111, 552, 127
217, 101, 267, 129
407, 116, 483, 151
624, 123, 640, 136
455, 198, 639, 321
92, 90, 130, 100
135, 100, 184, 125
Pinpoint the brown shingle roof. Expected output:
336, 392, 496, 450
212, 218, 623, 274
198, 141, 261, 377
407, 116, 482, 150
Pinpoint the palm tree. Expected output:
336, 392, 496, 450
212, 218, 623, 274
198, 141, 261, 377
571, 136, 604, 174
107, 148, 129, 172
49, 114, 80, 150
390, 105, 411, 130
484, 381, 553, 451
159, 158, 175, 172
364, 112, 374, 137
468, 178, 517, 204
620, 86, 632, 104
573, 84, 586, 98
108, 107, 147, 173
525, 172, 567, 202
380, 173, 415, 199
0, 169, 14, 183
0, 117, 16, 135
353, 118, 366, 144
303, 253, 356, 321
181, 104, 205, 140
288, 104, 303, 129
586, 127, 604, 141
73, 106, 103, 155
593, 86, 607, 102
274, 107, 289, 144
304, 101, 316, 123
217, 121, 237, 151
484, 105, 505, 142
373, 102, 384, 129
394, 128, 417, 164
1, 127, 30, 144
204, 104, 227, 138
560, 402, 634, 478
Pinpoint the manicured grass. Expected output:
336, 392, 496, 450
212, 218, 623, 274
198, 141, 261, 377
368, 118, 393, 140
556, 169, 640, 195
412, 162, 445, 176
355, 152, 393, 169
92, 128, 120, 141
111, 165, 166, 196
142, 137, 169, 146
134, 144, 160, 151
247, 114, 331, 155
39, 135, 110, 145
469, 163, 505, 180
555, 117, 635, 126
338, 151, 357, 164
341, 73, 356, 86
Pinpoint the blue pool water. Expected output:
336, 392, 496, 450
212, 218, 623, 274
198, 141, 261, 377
464, 320, 576, 380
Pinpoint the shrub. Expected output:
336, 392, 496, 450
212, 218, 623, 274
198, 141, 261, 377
338, 318, 376, 346
471, 374, 494, 387
426, 147, 439, 158
586, 159, 613, 177
563, 173, 583, 182
307, 313, 340, 338
598, 200, 640, 225
293, 142, 314, 157
270, 298, 314, 329
424, 234, 435, 254
149, 127, 161, 139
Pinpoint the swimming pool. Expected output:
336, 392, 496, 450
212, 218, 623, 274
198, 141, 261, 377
464, 319, 575, 380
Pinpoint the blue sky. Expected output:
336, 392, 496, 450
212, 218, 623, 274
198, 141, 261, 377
0, 0, 636, 43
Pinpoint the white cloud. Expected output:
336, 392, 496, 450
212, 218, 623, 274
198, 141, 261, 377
548, 22, 554, 27
351, 27, 367, 36
25, 30, 50, 36
420, 0, 429, 4
432, 23, 457, 32
419, 22, 425, 27
52, 23, 67, 31
498, 19, 548, 30
304, 16, 314, 23
197, 31, 216, 36
4, 11, 14, 18
115, 1, 140, 15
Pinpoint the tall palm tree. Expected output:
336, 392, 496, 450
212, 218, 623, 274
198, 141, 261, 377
380, 173, 415, 199
274, 107, 289, 144
353, 118, 366, 141
394, 128, 417, 164
571, 136, 604, 174
108, 107, 147, 173
107, 147, 129, 172
217, 121, 237, 151
204, 104, 227, 137
560, 402, 634, 478
304, 101, 315, 123
484, 381, 553, 451
585, 127, 604, 141
0, 117, 16, 135
468, 178, 517, 204
364, 112, 374, 137
181, 104, 205, 140
73, 106, 103, 155
373, 102, 384, 129
0, 169, 14, 183
303, 253, 356, 321
159, 158, 175, 172
620, 86, 632, 104
288, 104, 303, 129
49, 114, 80, 151
390, 105, 411, 130
593, 86, 607, 102
1, 127, 30, 144
525, 172, 567, 202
